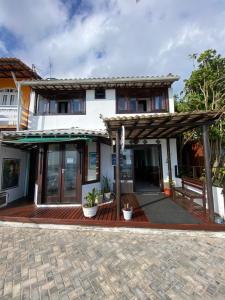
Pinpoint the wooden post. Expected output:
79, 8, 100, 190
17, 82, 21, 131
116, 129, 121, 220
166, 138, 173, 188
202, 124, 214, 222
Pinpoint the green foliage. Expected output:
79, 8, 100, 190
177, 49, 225, 114
85, 188, 99, 207
102, 176, 111, 193
176, 49, 225, 186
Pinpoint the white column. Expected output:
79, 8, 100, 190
168, 87, 174, 113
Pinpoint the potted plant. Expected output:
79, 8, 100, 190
83, 188, 99, 218
164, 180, 175, 197
102, 176, 111, 201
122, 203, 133, 221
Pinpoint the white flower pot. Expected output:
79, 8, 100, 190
122, 209, 133, 221
104, 192, 111, 201
82, 205, 98, 218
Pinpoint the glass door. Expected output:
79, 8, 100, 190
46, 144, 61, 203
61, 144, 80, 203
44, 143, 81, 204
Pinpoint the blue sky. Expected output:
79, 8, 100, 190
0, 0, 225, 93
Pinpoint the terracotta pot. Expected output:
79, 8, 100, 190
164, 188, 172, 197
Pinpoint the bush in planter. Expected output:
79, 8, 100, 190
102, 176, 111, 201
83, 188, 99, 218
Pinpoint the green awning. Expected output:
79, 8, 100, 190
3, 136, 92, 144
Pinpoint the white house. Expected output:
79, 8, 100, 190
1, 75, 181, 206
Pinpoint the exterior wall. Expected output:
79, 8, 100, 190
168, 87, 174, 113
0, 144, 28, 203
28, 87, 175, 131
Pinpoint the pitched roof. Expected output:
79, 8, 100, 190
0, 58, 41, 79
1, 127, 108, 138
19, 74, 180, 90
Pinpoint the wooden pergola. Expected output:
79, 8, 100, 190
104, 110, 224, 223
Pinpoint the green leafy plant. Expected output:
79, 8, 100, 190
85, 188, 99, 207
102, 176, 111, 193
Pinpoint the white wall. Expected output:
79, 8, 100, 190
82, 182, 101, 205
0, 144, 28, 202
28, 87, 175, 131
168, 87, 174, 113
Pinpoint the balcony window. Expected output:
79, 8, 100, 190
58, 101, 68, 114
49, 100, 57, 114
35, 91, 85, 115
116, 88, 168, 113
118, 97, 127, 111
0, 89, 17, 106
71, 99, 83, 113
37, 96, 48, 114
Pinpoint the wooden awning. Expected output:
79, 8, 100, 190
0, 58, 41, 79
103, 111, 224, 139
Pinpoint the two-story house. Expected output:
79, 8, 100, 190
0, 75, 181, 206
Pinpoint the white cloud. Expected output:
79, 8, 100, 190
0, 0, 225, 92
0, 40, 7, 53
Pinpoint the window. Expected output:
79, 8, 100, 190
35, 91, 86, 115
130, 98, 137, 112
137, 100, 147, 112
58, 101, 68, 114
95, 88, 105, 99
37, 95, 48, 114
116, 88, 168, 113
49, 100, 57, 113
155, 95, 163, 110
0, 89, 17, 106
120, 149, 133, 180
71, 99, 83, 113
118, 97, 127, 111
85, 142, 100, 182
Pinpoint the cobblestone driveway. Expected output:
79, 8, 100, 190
0, 226, 225, 300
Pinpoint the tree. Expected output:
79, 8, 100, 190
176, 49, 225, 185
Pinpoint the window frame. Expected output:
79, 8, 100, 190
95, 88, 106, 99
0, 88, 18, 106
34, 91, 86, 115
116, 88, 169, 114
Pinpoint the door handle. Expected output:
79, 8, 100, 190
62, 169, 65, 174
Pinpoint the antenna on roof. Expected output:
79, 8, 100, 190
49, 57, 53, 79
32, 64, 37, 73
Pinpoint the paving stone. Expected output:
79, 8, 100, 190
0, 226, 225, 299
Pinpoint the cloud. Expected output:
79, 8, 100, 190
0, 0, 225, 93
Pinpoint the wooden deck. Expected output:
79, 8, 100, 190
0, 194, 224, 231
0, 194, 148, 227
